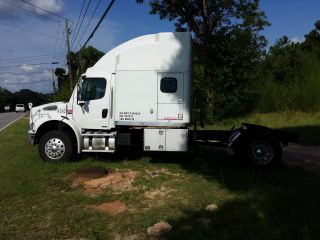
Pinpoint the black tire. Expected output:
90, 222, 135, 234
39, 130, 73, 162
233, 138, 282, 168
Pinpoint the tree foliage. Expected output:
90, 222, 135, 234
140, 0, 270, 118
54, 46, 104, 101
0, 87, 50, 112
255, 20, 320, 112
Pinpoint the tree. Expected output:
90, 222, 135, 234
0, 87, 13, 112
138, 0, 269, 118
54, 46, 104, 101
54, 68, 66, 91
68, 46, 105, 80
255, 19, 320, 113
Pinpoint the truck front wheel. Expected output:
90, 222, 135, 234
233, 138, 282, 167
39, 130, 73, 162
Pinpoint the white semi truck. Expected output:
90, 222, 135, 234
28, 32, 296, 166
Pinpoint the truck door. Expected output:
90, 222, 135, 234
157, 73, 184, 121
72, 77, 111, 130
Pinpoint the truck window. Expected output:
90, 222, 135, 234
160, 78, 177, 93
80, 78, 106, 101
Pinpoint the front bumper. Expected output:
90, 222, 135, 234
28, 131, 35, 145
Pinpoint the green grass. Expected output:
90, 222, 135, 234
1, 114, 320, 239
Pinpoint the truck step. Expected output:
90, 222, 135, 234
81, 133, 116, 137
81, 149, 115, 153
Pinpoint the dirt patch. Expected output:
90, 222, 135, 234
283, 144, 320, 175
75, 167, 107, 179
88, 201, 126, 215
72, 169, 138, 195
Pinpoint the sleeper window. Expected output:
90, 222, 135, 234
80, 78, 106, 101
160, 77, 177, 93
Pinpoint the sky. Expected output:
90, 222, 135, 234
0, 0, 319, 93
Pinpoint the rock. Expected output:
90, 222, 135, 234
196, 218, 212, 228
205, 203, 218, 212
147, 221, 172, 236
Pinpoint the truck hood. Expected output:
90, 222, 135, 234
29, 102, 68, 133
30, 102, 67, 116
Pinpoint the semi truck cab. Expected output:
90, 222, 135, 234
28, 32, 297, 167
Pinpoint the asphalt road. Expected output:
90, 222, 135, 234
0, 112, 26, 132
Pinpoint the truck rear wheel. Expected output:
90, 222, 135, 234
233, 138, 282, 168
39, 130, 73, 162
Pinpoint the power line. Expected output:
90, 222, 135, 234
52, 22, 62, 61
0, 53, 64, 63
82, 0, 116, 49
71, 0, 93, 50
56, 22, 67, 54
1, 59, 57, 65
0, 62, 59, 69
0, 44, 53, 52
1, 0, 59, 22
76, 0, 103, 49
70, 0, 86, 48
0, 20, 62, 39
18, 0, 70, 21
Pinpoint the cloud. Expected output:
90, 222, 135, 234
0, 67, 52, 92
290, 36, 305, 43
20, 64, 38, 72
0, 0, 63, 20
33, 0, 63, 15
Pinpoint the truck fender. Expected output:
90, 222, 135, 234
229, 123, 298, 148
229, 123, 279, 149
34, 117, 82, 153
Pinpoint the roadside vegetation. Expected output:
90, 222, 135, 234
1, 116, 320, 239
0, 88, 50, 112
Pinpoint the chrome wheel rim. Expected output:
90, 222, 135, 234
249, 141, 274, 165
45, 138, 65, 160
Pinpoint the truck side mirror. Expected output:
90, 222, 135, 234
76, 82, 85, 106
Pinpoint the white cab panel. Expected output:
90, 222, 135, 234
72, 78, 111, 130
165, 129, 188, 151
84, 32, 192, 127
144, 129, 166, 151
115, 71, 157, 123
144, 128, 188, 152
157, 72, 184, 120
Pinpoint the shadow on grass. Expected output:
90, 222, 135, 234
75, 130, 320, 239
148, 146, 320, 239
85, 146, 320, 238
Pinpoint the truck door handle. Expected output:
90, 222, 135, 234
102, 109, 108, 118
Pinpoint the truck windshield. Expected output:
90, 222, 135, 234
80, 78, 106, 101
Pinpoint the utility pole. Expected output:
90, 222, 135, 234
65, 20, 73, 93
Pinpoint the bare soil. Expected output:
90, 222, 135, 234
72, 169, 138, 195
87, 201, 126, 215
